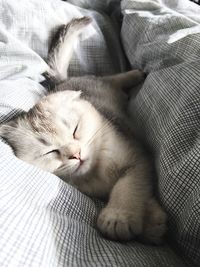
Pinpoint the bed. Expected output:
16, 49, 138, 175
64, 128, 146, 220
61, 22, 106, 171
0, 0, 199, 266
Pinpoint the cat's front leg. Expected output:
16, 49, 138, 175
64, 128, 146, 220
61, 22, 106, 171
97, 168, 151, 241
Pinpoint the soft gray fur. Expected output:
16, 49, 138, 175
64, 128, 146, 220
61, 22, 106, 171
0, 17, 167, 243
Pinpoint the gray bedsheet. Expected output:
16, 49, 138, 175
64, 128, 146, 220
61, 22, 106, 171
0, 0, 199, 266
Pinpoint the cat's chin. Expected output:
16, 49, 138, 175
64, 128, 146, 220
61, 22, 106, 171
73, 159, 91, 177
55, 159, 92, 179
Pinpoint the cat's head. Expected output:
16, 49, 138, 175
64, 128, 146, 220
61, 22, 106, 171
0, 90, 104, 178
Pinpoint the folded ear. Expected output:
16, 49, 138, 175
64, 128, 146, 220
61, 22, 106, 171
0, 121, 18, 140
62, 90, 81, 101
0, 120, 24, 156
47, 90, 81, 104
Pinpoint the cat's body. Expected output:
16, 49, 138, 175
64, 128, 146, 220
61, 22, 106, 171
56, 76, 148, 200
0, 17, 167, 243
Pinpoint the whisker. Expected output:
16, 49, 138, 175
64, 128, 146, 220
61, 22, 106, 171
86, 119, 113, 147
56, 164, 76, 173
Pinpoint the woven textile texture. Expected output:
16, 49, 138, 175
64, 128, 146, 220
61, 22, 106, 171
0, 0, 199, 266
122, 0, 200, 266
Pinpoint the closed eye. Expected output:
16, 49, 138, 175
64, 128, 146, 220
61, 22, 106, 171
73, 124, 78, 139
44, 149, 60, 156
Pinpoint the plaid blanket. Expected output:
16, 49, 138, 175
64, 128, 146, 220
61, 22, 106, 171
0, 0, 199, 266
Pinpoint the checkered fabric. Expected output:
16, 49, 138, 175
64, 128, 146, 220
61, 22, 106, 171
121, 0, 200, 266
0, 0, 199, 266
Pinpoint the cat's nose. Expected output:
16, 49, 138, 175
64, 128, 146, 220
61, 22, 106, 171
69, 151, 81, 160
73, 151, 81, 160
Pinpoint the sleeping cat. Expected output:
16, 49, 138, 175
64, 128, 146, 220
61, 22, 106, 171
0, 17, 167, 244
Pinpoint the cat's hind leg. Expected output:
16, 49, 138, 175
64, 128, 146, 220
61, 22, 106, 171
104, 70, 146, 90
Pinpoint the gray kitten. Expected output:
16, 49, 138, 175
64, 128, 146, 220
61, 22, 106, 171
0, 17, 167, 243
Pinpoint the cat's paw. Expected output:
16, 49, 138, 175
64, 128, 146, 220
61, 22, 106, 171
142, 201, 167, 245
97, 207, 143, 241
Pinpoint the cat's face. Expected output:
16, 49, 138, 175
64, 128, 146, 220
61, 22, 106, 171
0, 90, 104, 178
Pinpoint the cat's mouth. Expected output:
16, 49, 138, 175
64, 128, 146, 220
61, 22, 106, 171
79, 159, 84, 166
57, 159, 85, 173
74, 158, 91, 175
76, 159, 84, 171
